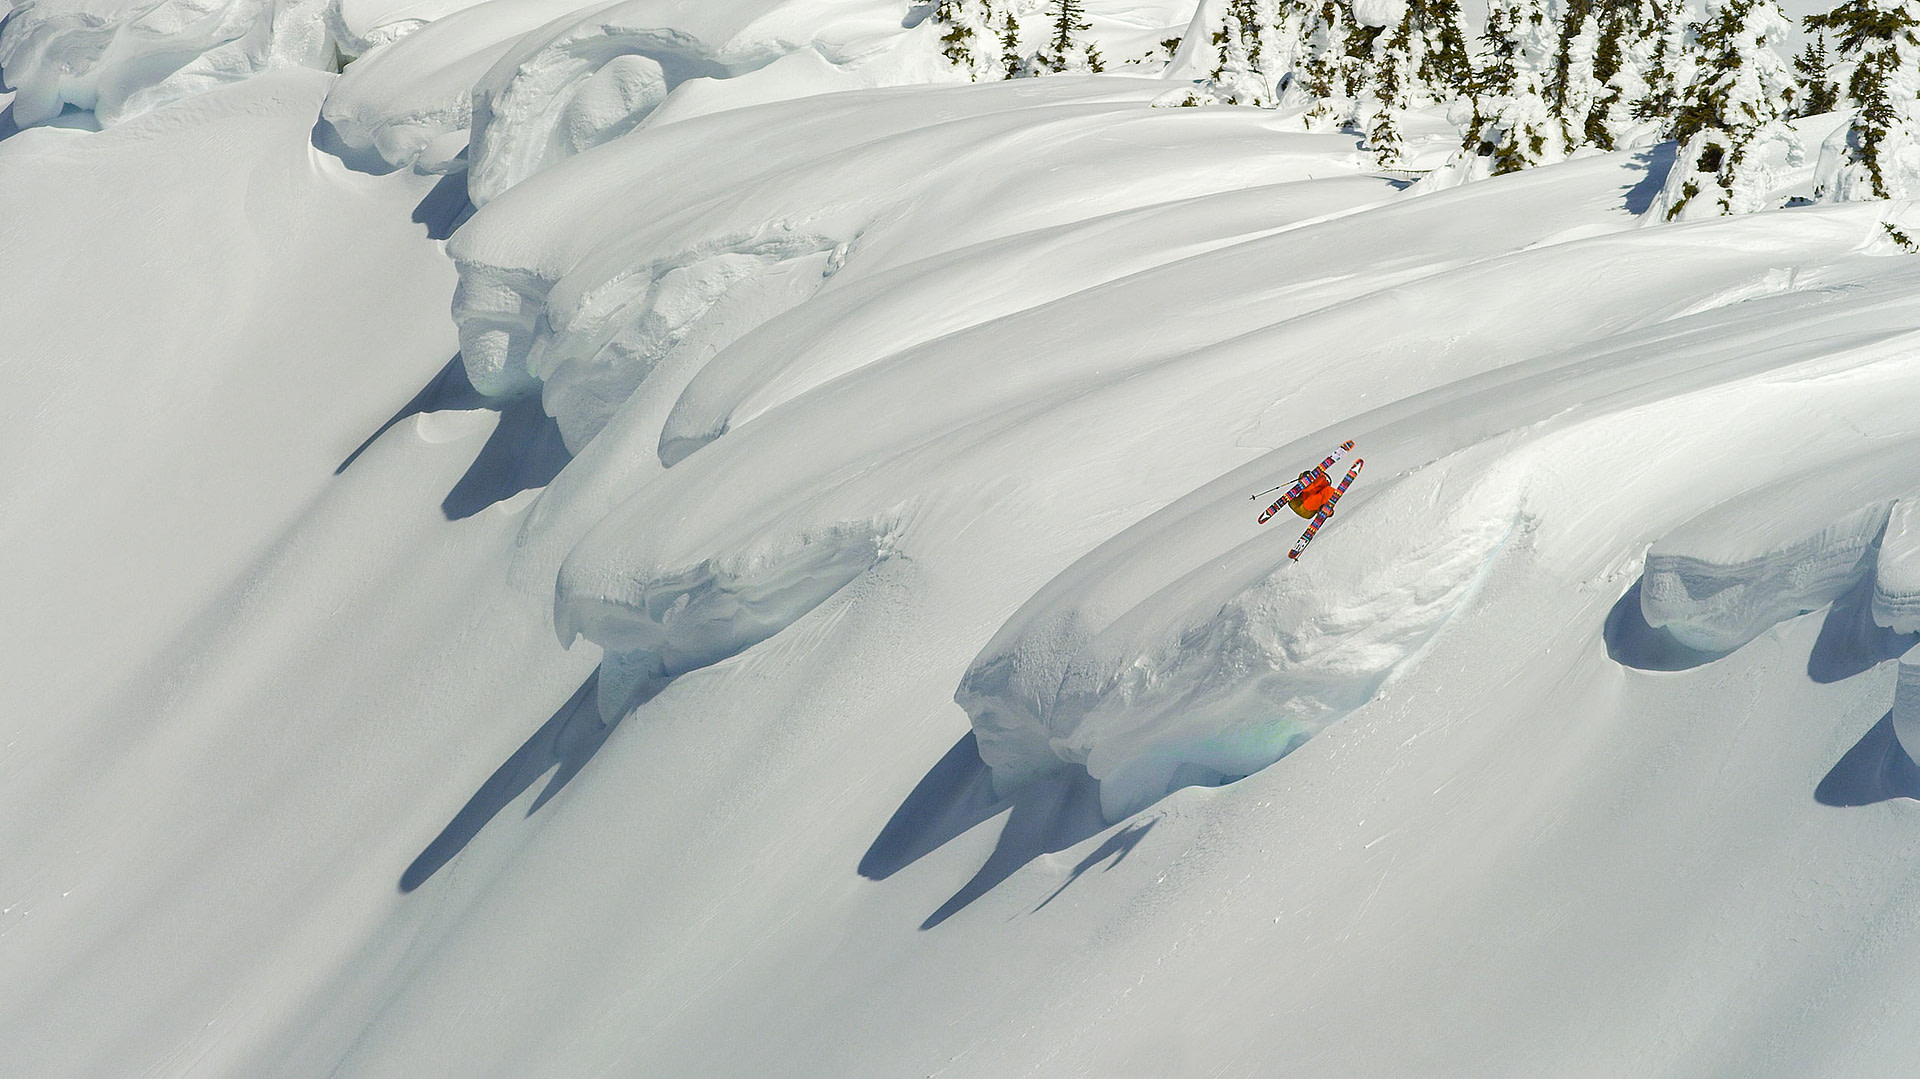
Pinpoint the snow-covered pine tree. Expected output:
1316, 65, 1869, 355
1636, 1, 1698, 127
1031, 0, 1104, 74
933, 0, 1005, 81
1806, 0, 1920, 200
1794, 22, 1842, 115
1355, 0, 1472, 165
1550, 0, 1675, 150
1211, 0, 1280, 106
1300, 2, 1371, 129
1651, 0, 1801, 220
1000, 7, 1026, 78
1374, 0, 1473, 110
1588, 1, 1668, 148
1461, 0, 1565, 173
1550, 0, 1606, 147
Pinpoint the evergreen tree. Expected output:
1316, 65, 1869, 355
1636, 0, 1698, 126
1462, 0, 1565, 173
1794, 24, 1841, 116
1652, 0, 1801, 220
1032, 0, 1104, 74
1550, 0, 1606, 146
1805, 1, 1920, 200
1211, 0, 1280, 106
1376, 0, 1474, 109
1300, 2, 1370, 129
1000, 8, 1025, 79
1589, 1, 1667, 148
933, 0, 1005, 81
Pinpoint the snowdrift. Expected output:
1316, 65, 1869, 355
0, 0, 335, 127
16, 4, 1920, 1075
1641, 465, 1920, 654
320, 0, 940, 174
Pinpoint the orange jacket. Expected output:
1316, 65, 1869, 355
1289, 473, 1337, 518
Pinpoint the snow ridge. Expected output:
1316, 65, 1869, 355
0, 0, 334, 127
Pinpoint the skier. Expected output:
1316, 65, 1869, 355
1252, 439, 1363, 559
1284, 469, 1341, 519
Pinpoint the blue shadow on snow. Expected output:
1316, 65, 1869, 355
1604, 578, 1734, 672
335, 354, 570, 520
401, 666, 667, 891
1817, 713, 1920, 807
1807, 572, 1919, 684
860, 733, 1132, 929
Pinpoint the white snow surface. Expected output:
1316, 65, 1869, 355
1877, 497, 1920, 633
0, 0, 335, 126
11, 5, 1920, 1077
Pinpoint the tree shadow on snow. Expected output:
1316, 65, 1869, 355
1808, 573, 1918, 684
859, 733, 1122, 929
401, 666, 667, 891
1816, 713, 1920, 807
1622, 142, 1679, 216
335, 354, 571, 520
1604, 579, 1734, 672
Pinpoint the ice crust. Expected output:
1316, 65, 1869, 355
0, 0, 335, 127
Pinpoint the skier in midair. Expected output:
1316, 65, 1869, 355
1284, 467, 1341, 518
1253, 439, 1363, 559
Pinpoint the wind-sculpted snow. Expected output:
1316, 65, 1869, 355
1642, 459, 1920, 653
448, 78, 1380, 446
321, 0, 935, 175
941, 198, 1920, 819
961, 449, 1528, 821
504, 79, 1920, 827
0, 0, 334, 126
1874, 498, 1920, 634
329, 0, 489, 56
467, 73, 1920, 820
321, 0, 621, 172
1895, 642, 1920, 760
26, 29, 1920, 1076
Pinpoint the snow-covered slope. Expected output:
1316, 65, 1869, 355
8, 2, 1920, 1076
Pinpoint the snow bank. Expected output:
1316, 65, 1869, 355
321, 0, 937, 176
447, 78, 1359, 444
1895, 641, 1920, 761
1875, 497, 1920, 633
329, 0, 490, 56
1642, 459, 1920, 653
0, 0, 335, 127
320, 0, 613, 172
959, 446, 1527, 821
561, 516, 895, 717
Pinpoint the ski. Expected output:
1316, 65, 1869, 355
1256, 440, 1355, 525
1288, 459, 1363, 560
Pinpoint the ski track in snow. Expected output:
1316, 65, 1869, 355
7, 2, 1920, 1076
